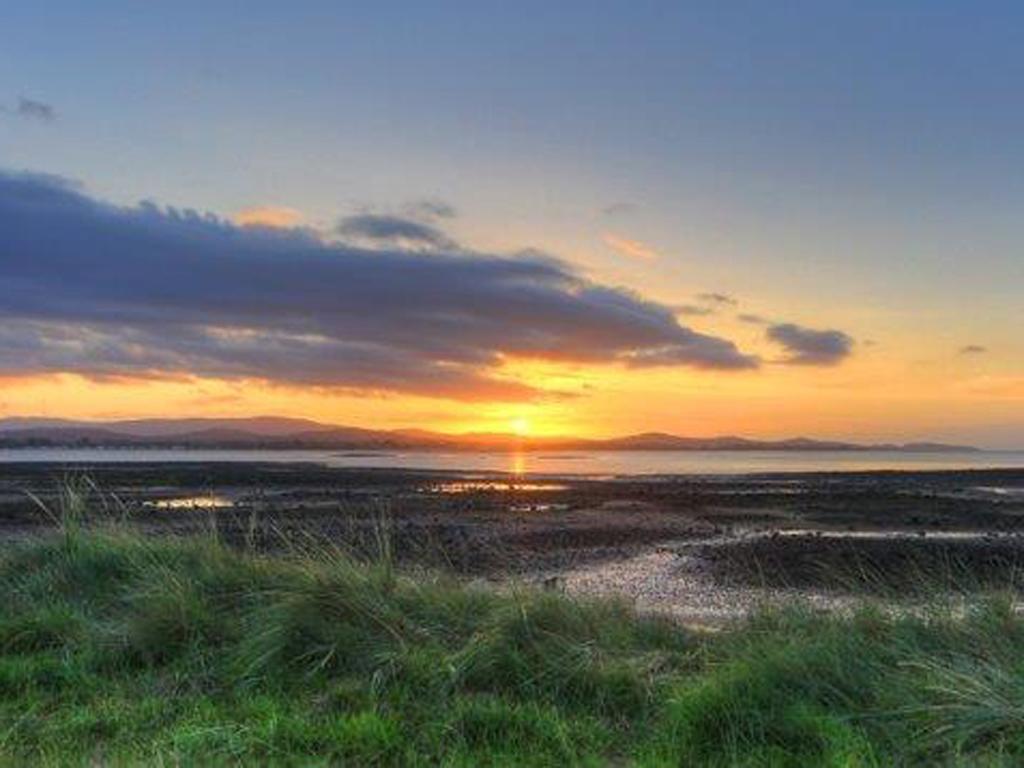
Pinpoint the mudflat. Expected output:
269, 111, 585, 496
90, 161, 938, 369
2, 462, 1023, 623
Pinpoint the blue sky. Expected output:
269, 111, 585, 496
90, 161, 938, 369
5, 3, 1023, 279
1, 2, 1022, 445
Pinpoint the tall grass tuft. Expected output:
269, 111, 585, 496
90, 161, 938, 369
24, 474, 95, 553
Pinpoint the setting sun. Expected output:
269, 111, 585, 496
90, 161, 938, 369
509, 417, 530, 437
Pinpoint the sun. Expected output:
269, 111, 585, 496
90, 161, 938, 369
509, 417, 530, 436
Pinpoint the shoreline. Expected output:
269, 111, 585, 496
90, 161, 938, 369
1, 448, 1022, 477
2, 463, 1023, 626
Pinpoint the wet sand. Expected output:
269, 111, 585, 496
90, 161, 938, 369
1, 462, 1023, 624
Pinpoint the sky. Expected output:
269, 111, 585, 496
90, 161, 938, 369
1, 2, 1022, 447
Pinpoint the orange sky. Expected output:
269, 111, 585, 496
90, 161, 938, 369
3, 335, 1021, 447
1, 195, 1020, 448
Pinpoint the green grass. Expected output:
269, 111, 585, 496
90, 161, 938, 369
2, 522, 1024, 765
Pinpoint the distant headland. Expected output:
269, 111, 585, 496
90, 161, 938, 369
0, 417, 981, 453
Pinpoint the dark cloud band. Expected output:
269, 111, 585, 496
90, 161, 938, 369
0, 171, 758, 400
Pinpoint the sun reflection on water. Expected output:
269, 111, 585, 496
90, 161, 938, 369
145, 495, 233, 510
429, 481, 568, 494
427, 453, 570, 494
511, 452, 526, 480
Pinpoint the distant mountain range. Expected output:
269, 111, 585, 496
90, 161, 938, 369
0, 417, 981, 453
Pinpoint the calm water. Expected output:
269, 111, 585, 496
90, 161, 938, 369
0, 448, 1021, 476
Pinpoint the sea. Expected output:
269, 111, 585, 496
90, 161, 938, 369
0, 448, 1021, 476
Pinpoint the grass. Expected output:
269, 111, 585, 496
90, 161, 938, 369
705, 533, 1024, 596
2, 491, 1024, 764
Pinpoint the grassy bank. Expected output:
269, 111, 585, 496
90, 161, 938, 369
2, 523, 1024, 765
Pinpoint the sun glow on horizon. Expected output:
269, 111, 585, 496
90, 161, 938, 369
2, 357, 1022, 449
509, 417, 530, 436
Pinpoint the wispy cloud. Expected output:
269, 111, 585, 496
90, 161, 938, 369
672, 304, 716, 317
4, 97, 56, 121
233, 206, 303, 229
959, 344, 988, 355
696, 292, 737, 307
766, 323, 854, 366
602, 232, 659, 260
0, 170, 759, 401
737, 313, 768, 325
338, 213, 459, 251
403, 198, 456, 221
601, 202, 637, 217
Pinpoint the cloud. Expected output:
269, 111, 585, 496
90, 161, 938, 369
601, 202, 637, 217
766, 323, 854, 366
0, 170, 758, 401
337, 213, 458, 251
673, 304, 716, 317
737, 313, 768, 325
234, 206, 304, 229
602, 233, 659, 260
959, 344, 987, 355
10, 97, 56, 121
403, 198, 456, 221
696, 292, 737, 307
